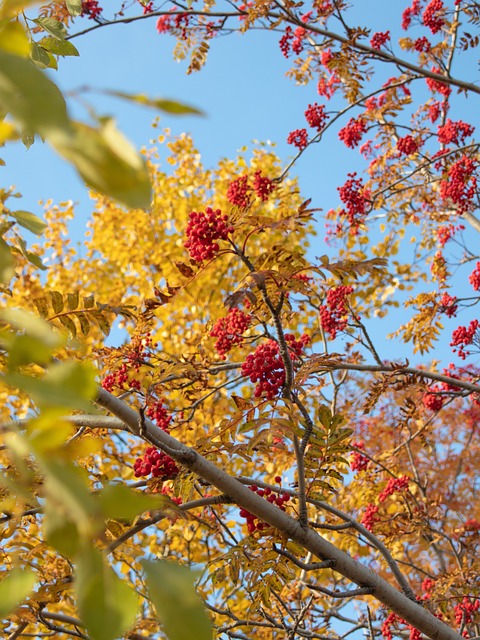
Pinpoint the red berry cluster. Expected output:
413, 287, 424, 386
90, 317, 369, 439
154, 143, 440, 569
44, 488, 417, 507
292, 26, 306, 54
133, 400, 179, 479
184, 207, 234, 263
226, 172, 275, 208
454, 597, 479, 627
370, 30, 390, 49
414, 35, 431, 52
426, 67, 452, 98
133, 446, 179, 480
239, 482, 290, 534
381, 613, 423, 640
422, 386, 445, 412
304, 103, 328, 131
402, 0, 422, 30
156, 11, 190, 38
436, 223, 464, 248
422, 0, 445, 34
287, 128, 308, 150
397, 135, 420, 156
378, 476, 410, 502
241, 334, 309, 399
279, 26, 293, 57
141, 1, 154, 13
464, 518, 480, 532
316, 51, 342, 100
336, 173, 371, 232
338, 117, 368, 149
450, 319, 480, 359
102, 363, 141, 392
350, 441, 369, 472
439, 156, 478, 214
439, 292, 458, 317
319, 285, 354, 339
81, 0, 102, 18
469, 261, 480, 291
226, 175, 251, 209
160, 484, 183, 505
210, 307, 252, 358
437, 119, 475, 146
428, 99, 448, 123
252, 171, 275, 201
145, 400, 172, 431
361, 503, 379, 531
421, 578, 436, 600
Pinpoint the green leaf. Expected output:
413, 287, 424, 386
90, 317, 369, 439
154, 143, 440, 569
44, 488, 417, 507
0, 568, 35, 617
66, 0, 82, 16
75, 546, 139, 640
99, 484, 168, 521
0, 237, 14, 283
53, 120, 152, 209
38, 36, 79, 57
142, 560, 213, 640
30, 41, 51, 68
32, 17, 67, 40
106, 89, 204, 116
10, 209, 46, 235
0, 49, 71, 138
16, 237, 47, 270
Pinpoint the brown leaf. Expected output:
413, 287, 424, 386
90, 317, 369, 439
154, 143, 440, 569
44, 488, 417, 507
174, 261, 196, 279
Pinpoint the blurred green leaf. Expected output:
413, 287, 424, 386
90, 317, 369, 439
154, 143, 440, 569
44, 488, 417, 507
0, 237, 14, 283
44, 503, 81, 557
26, 410, 74, 453
39, 36, 79, 57
10, 209, 46, 235
75, 546, 139, 640
4, 361, 97, 411
0, 49, 71, 138
0, 308, 62, 347
42, 459, 98, 537
0, 568, 35, 617
106, 89, 204, 116
142, 560, 213, 640
53, 120, 152, 209
16, 237, 47, 269
99, 484, 169, 521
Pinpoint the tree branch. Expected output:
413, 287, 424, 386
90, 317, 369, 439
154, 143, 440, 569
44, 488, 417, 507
95, 387, 463, 640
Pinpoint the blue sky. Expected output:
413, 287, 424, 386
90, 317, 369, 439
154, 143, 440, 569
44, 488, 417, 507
2, 1, 478, 365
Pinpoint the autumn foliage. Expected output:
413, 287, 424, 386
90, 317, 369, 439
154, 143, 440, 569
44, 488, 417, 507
0, 0, 480, 639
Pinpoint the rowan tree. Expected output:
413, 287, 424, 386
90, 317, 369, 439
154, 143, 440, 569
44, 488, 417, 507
0, 1, 479, 640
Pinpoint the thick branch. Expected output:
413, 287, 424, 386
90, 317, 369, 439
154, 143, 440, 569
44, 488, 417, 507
96, 387, 463, 640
